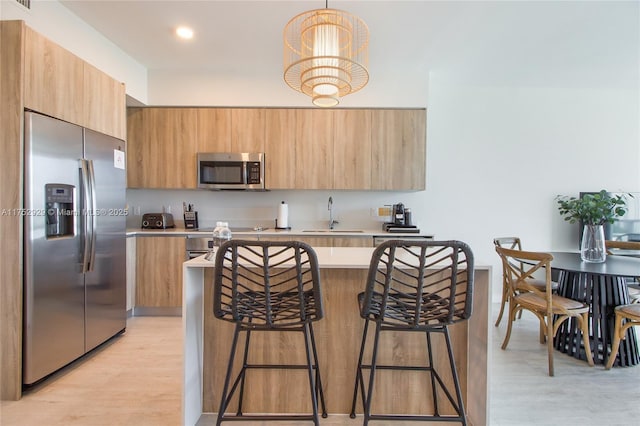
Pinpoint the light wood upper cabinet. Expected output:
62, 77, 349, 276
265, 109, 296, 189
334, 109, 372, 190
127, 108, 198, 188
231, 108, 265, 153
371, 109, 426, 190
197, 108, 232, 152
295, 109, 334, 189
135, 236, 185, 308
23, 26, 125, 139
126, 107, 426, 190
24, 26, 83, 125
83, 62, 126, 139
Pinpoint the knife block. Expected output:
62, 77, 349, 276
184, 211, 199, 229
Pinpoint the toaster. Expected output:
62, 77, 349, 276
141, 213, 175, 229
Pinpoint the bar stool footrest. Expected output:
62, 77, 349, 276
367, 413, 466, 422
217, 413, 318, 422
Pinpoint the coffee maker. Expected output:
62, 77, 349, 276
383, 203, 418, 232
392, 203, 406, 225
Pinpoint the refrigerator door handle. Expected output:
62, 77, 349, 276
87, 159, 97, 272
80, 159, 92, 273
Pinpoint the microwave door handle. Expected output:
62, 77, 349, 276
242, 161, 248, 184
80, 159, 91, 273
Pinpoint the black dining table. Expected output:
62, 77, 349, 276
549, 251, 640, 366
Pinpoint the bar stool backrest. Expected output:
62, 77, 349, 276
360, 240, 474, 329
213, 239, 323, 329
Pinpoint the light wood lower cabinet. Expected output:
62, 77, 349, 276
258, 235, 372, 247
135, 236, 186, 310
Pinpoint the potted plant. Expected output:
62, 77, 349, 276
556, 190, 628, 263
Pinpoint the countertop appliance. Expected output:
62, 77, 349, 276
197, 152, 265, 190
392, 203, 406, 225
183, 202, 198, 229
384, 203, 419, 233
23, 111, 127, 386
141, 212, 175, 229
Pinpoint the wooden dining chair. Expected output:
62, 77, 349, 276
492, 237, 558, 326
605, 304, 640, 369
605, 240, 640, 303
495, 246, 594, 376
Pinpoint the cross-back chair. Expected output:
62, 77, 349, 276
495, 246, 594, 376
493, 237, 558, 326
605, 240, 640, 303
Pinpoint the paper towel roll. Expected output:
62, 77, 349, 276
276, 201, 289, 229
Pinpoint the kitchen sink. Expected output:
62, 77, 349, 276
302, 229, 365, 233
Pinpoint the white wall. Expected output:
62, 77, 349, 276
0, 0, 148, 103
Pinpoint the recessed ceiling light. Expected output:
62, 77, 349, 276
175, 26, 194, 40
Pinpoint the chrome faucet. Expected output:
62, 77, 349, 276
328, 196, 338, 229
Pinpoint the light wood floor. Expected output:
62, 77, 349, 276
2, 308, 640, 425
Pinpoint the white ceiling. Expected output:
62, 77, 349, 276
57, 0, 637, 100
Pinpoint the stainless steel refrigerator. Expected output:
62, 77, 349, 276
23, 111, 127, 385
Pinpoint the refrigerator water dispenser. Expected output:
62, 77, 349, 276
45, 183, 75, 238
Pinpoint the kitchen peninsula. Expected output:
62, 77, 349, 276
182, 247, 490, 426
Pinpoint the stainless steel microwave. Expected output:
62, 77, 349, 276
197, 152, 265, 190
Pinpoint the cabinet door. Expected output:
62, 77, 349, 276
231, 108, 265, 153
126, 108, 144, 187
24, 27, 83, 125
258, 235, 370, 247
197, 108, 232, 152
295, 109, 334, 189
371, 109, 426, 190
127, 108, 198, 188
334, 109, 372, 190
83, 62, 126, 139
331, 236, 372, 247
265, 109, 296, 189
135, 237, 186, 308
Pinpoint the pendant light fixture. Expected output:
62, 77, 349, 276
283, 0, 369, 107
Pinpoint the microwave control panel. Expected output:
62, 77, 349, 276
247, 162, 262, 184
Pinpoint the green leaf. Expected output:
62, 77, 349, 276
556, 190, 629, 226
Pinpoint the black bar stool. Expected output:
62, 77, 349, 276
349, 240, 474, 425
213, 239, 327, 425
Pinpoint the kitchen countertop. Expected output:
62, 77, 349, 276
185, 246, 422, 269
127, 227, 435, 238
